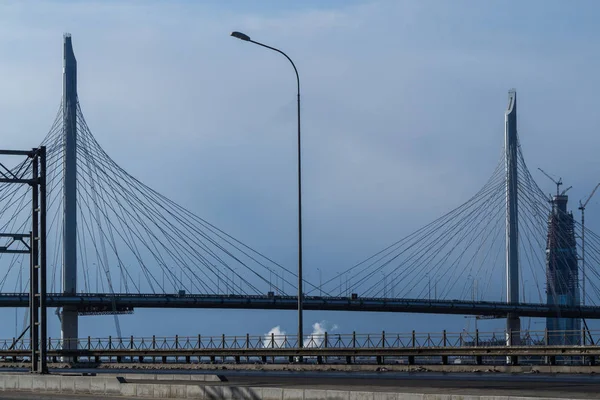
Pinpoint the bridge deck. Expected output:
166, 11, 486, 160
0, 293, 599, 318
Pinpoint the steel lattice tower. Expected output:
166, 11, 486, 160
546, 195, 581, 345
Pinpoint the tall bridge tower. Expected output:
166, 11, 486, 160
505, 89, 521, 343
546, 195, 580, 344
61, 34, 78, 348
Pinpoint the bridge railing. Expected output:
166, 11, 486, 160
0, 329, 595, 352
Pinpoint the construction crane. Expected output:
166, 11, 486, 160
579, 182, 600, 306
537, 168, 572, 197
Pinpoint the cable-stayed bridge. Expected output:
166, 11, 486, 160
1, 35, 600, 364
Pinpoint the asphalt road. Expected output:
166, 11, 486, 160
0, 394, 135, 400
0, 372, 599, 399
126, 371, 600, 398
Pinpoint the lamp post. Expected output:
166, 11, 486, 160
317, 268, 322, 297
424, 273, 431, 301
230, 31, 304, 349
269, 269, 272, 293
93, 263, 98, 292
464, 316, 478, 333
231, 267, 238, 295
467, 275, 473, 302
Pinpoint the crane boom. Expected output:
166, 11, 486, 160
561, 186, 573, 196
537, 168, 562, 196
579, 182, 600, 307
581, 182, 600, 209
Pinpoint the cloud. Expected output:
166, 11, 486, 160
263, 325, 287, 348
263, 320, 338, 348
0, 0, 599, 338
304, 320, 338, 348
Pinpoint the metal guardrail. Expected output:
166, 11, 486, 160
0, 329, 596, 352
0, 330, 598, 366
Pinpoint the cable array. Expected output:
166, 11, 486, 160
323, 139, 600, 307
0, 98, 598, 311
0, 104, 65, 295
0, 101, 304, 297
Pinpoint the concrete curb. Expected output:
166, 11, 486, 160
0, 373, 591, 399
100, 373, 223, 381
3, 362, 600, 374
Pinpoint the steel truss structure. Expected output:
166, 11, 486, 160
0, 147, 47, 373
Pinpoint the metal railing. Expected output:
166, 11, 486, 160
0, 328, 595, 352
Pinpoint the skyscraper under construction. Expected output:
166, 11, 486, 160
545, 194, 581, 345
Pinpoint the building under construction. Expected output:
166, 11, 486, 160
545, 194, 581, 345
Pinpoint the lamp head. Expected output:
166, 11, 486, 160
230, 31, 251, 41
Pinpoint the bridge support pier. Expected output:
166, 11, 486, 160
547, 356, 556, 365
407, 355, 415, 365
441, 355, 448, 365
475, 355, 482, 365
61, 34, 79, 359
505, 90, 521, 349
346, 356, 352, 365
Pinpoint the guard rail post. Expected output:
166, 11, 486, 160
441, 329, 448, 365
221, 334, 226, 363
379, 331, 385, 365
407, 329, 415, 364
197, 334, 202, 364
324, 331, 328, 364
271, 332, 275, 364
175, 335, 179, 363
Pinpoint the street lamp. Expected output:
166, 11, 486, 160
466, 275, 475, 302
93, 263, 98, 292
522, 279, 531, 337
425, 273, 431, 301
464, 316, 478, 333
317, 268, 322, 297
231, 268, 239, 295
231, 31, 304, 349
269, 269, 272, 292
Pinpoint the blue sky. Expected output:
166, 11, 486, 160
0, 0, 600, 340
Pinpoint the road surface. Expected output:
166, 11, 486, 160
0, 371, 599, 399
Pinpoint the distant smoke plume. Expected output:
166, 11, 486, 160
263, 321, 338, 349
263, 326, 287, 348
304, 320, 338, 348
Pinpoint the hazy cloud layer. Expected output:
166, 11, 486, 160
0, 0, 599, 337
